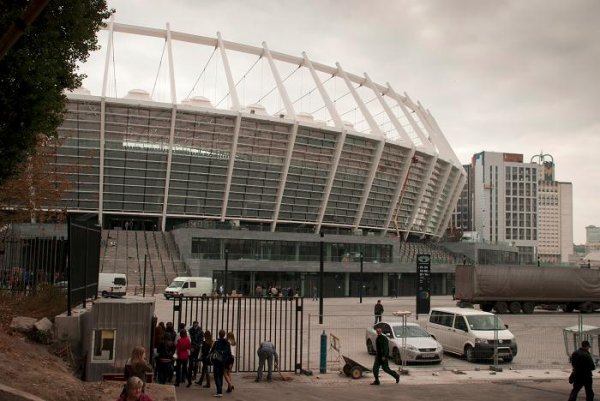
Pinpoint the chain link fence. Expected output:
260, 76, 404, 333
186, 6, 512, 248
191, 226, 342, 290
305, 310, 600, 374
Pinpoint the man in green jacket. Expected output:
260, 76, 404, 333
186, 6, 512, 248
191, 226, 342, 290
371, 327, 400, 385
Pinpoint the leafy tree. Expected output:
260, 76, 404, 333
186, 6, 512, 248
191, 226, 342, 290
0, 0, 112, 185
0, 134, 73, 225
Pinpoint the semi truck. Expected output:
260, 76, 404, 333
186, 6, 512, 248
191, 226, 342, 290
454, 265, 600, 314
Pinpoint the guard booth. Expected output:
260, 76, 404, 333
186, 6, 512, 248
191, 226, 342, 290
563, 324, 600, 364
81, 297, 155, 381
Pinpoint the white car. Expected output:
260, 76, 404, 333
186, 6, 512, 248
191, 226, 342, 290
365, 321, 443, 364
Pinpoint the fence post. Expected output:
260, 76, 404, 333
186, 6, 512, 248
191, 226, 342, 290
143, 254, 147, 298
320, 330, 327, 373
307, 313, 311, 370
490, 313, 501, 372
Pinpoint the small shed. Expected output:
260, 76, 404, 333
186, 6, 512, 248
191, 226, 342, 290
81, 296, 155, 381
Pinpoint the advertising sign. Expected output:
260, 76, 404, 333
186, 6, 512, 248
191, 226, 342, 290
416, 254, 431, 315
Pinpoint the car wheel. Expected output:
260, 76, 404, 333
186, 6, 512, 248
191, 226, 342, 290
465, 345, 476, 363
503, 356, 513, 363
481, 303, 494, 312
392, 348, 401, 365
564, 304, 575, 313
366, 339, 375, 355
101, 291, 108, 298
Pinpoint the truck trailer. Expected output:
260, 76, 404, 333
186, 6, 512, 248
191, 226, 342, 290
454, 265, 600, 314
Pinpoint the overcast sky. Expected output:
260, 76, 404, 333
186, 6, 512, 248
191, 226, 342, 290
81, 0, 600, 244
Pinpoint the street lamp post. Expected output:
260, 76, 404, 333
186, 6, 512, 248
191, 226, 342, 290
359, 252, 364, 304
224, 248, 229, 297
319, 232, 324, 324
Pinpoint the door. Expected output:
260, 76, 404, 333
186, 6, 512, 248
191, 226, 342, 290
451, 314, 471, 355
427, 311, 454, 352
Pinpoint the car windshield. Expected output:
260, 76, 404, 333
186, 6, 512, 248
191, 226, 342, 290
114, 277, 126, 285
466, 315, 506, 330
392, 325, 430, 338
170, 280, 185, 288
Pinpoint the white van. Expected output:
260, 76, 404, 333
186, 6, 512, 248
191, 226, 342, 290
164, 277, 214, 299
98, 273, 127, 298
425, 307, 517, 362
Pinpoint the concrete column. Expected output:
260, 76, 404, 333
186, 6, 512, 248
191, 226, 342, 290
442, 273, 447, 295
344, 273, 350, 297
250, 271, 256, 296
382, 273, 388, 297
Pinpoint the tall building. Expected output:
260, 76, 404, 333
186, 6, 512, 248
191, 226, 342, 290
585, 225, 600, 253
533, 153, 573, 264
471, 152, 539, 264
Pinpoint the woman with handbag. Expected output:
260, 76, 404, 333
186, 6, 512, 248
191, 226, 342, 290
195, 330, 213, 388
210, 329, 232, 397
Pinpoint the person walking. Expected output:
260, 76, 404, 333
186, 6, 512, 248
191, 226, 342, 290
195, 330, 212, 388
312, 285, 318, 301
175, 329, 191, 387
256, 340, 278, 382
568, 340, 596, 401
371, 327, 399, 385
224, 332, 236, 393
374, 300, 384, 324
211, 329, 232, 397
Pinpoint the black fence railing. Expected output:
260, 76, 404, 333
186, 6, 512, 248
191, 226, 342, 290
0, 235, 68, 295
171, 296, 304, 373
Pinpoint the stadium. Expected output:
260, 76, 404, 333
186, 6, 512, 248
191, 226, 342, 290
17, 19, 468, 297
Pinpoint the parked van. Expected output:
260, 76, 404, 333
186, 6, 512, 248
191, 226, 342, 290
98, 273, 127, 298
164, 277, 214, 299
425, 307, 517, 362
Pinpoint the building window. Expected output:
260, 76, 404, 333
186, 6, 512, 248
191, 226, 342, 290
91, 329, 116, 363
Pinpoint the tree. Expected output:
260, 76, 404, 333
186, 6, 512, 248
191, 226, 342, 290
0, 134, 72, 225
0, 0, 112, 185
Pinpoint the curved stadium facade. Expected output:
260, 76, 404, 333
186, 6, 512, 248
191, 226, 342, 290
49, 21, 467, 296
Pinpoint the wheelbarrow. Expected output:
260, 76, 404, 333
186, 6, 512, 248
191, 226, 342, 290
342, 355, 371, 379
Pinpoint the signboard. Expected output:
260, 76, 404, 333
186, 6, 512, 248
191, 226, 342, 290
416, 254, 431, 315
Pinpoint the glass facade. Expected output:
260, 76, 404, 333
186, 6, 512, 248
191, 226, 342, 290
191, 237, 392, 263
50, 96, 465, 239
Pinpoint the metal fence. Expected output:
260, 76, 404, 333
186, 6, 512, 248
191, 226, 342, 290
171, 296, 304, 373
0, 235, 68, 294
306, 311, 600, 374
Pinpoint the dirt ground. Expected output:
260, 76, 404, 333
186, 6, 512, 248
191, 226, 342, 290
0, 291, 174, 401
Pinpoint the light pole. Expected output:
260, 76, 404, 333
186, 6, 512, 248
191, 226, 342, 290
359, 252, 364, 304
319, 232, 324, 324
224, 247, 229, 297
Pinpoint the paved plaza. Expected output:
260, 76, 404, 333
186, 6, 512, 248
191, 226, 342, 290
153, 295, 600, 372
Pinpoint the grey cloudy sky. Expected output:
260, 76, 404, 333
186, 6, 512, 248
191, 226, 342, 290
81, 0, 600, 243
